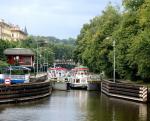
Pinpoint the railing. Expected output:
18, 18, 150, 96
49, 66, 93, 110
101, 80, 148, 103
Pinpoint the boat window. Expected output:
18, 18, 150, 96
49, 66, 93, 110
4, 66, 30, 75
11, 70, 26, 75
76, 79, 80, 83
23, 70, 29, 74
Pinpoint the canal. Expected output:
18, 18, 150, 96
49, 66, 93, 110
0, 90, 149, 121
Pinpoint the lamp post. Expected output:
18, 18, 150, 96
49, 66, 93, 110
39, 54, 42, 73
46, 51, 49, 71
43, 48, 46, 72
113, 40, 116, 83
36, 41, 39, 76
106, 37, 116, 83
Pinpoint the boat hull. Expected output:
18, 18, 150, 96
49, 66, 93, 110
70, 83, 87, 89
11, 79, 25, 84
0, 79, 4, 83
51, 81, 69, 91
87, 82, 101, 91
0, 74, 4, 83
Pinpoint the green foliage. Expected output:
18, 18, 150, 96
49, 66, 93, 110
138, 0, 150, 28
123, 0, 144, 11
128, 29, 150, 81
0, 60, 9, 67
0, 39, 16, 61
74, 0, 150, 82
74, 5, 121, 77
0, 35, 75, 69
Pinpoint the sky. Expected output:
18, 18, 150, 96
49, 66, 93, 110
0, 0, 122, 39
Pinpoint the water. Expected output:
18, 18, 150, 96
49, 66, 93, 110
0, 90, 149, 121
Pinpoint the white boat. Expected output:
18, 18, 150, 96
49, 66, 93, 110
47, 67, 69, 90
0, 74, 4, 84
47, 67, 68, 80
4, 66, 31, 84
69, 66, 90, 89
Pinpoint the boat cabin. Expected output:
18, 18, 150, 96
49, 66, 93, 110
4, 66, 31, 84
70, 66, 90, 88
47, 67, 68, 80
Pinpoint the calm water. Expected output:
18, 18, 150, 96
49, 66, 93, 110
0, 90, 149, 121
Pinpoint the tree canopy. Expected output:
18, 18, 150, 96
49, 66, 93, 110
74, 0, 150, 82
0, 36, 75, 67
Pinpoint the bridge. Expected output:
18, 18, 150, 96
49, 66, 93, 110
53, 59, 76, 69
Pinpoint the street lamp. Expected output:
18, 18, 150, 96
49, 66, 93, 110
113, 40, 116, 83
106, 37, 116, 83
36, 41, 39, 76
44, 42, 49, 72
39, 54, 42, 72
46, 50, 50, 71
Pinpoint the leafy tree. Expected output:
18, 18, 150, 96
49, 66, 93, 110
74, 0, 150, 82
0, 39, 16, 61
128, 29, 150, 81
74, 4, 121, 77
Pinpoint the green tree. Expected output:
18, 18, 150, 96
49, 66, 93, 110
74, 4, 121, 77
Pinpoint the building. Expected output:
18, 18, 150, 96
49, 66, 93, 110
11, 25, 28, 41
0, 19, 28, 41
0, 19, 12, 40
4, 48, 34, 67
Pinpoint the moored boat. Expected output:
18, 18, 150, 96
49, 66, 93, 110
69, 66, 90, 89
4, 66, 31, 84
0, 67, 5, 83
47, 67, 68, 81
47, 67, 69, 90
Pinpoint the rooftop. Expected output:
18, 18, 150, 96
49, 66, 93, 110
4, 48, 34, 56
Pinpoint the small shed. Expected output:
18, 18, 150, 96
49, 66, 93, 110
4, 48, 34, 67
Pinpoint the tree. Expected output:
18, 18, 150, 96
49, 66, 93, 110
128, 28, 150, 81
74, 4, 121, 77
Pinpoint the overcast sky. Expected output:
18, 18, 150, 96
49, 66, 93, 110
0, 0, 122, 39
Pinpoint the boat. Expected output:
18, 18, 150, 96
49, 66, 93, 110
4, 66, 31, 84
0, 67, 5, 84
47, 67, 68, 81
47, 67, 69, 90
69, 66, 90, 89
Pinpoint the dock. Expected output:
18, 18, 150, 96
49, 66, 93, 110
101, 80, 148, 103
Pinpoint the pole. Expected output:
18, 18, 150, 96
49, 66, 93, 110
39, 54, 41, 73
113, 40, 116, 83
47, 52, 49, 71
36, 41, 38, 76
44, 49, 46, 72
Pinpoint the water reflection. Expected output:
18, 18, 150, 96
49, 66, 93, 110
0, 91, 149, 121
86, 93, 148, 121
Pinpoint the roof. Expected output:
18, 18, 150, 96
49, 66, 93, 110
7, 66, 31, 71
72, 65, 89, 71
48, 67, 67, 71
4, 48, 34, 56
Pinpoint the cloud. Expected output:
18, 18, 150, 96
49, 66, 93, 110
0, 0, 122, 39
